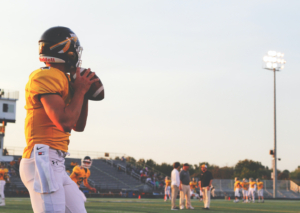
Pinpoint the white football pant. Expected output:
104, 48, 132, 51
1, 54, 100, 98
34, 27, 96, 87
20, 149, 86, 213
0, 180, 5, 199
257, 189, 263, 197
165, 186, 171, 199
190, 190, 200, 199
249, 189, 255, 201
242, 189, 248, 197
234, 188, 240, 197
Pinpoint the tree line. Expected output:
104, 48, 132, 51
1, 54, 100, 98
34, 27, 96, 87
121, 157, 300, 182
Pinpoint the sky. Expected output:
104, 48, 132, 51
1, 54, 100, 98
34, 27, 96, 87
1, 0, 300, 172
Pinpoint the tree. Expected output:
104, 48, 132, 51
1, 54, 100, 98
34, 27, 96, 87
234, 159, 271, 179
146, 159, 156, 168
211, 166, 234, 179
278, 170, 289, 180
137, 158, 145, 166
155, 163, 173, 176
126, 156, 136, 164
290, 168, 300, 180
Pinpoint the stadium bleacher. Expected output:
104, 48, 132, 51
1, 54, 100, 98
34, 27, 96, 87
64, 158, 153, 192
2, 156, 300, 199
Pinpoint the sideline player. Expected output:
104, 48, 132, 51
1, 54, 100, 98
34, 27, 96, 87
248, 178, 256, 203
240, 178, 249, 203
256, 179, 264, 203
70, 156, 96, 202
189, 178, 200, 200
164, 176, 171, 201
233, 177, 241, 203
20, 26, 103, 213
0, 164, 9, 206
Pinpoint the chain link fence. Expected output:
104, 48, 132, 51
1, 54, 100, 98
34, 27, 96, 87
211, 179, 300, 199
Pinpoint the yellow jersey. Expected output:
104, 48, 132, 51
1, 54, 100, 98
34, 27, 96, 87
240, 182, 249, 190
190, 181, 197, 190
249, 181, 256, 189
23, 67, 72, 158
70, 165, 91, 188
257, 181, 263, 190
234, 181, 241, 190
0, 168, 8, 181
165, 179, 171, 187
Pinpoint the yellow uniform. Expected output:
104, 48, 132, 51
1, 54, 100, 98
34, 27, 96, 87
240, 182, 249, 190
249, 181, 256, 189
0, 168, 8, 181
23, 67, 72, 158
190, 181, 197, 191
70, 165, 92, 189
165, 179, 171, 187
257, 181, 264, 198
257, 181, 263, 190
234, 181, 241, 191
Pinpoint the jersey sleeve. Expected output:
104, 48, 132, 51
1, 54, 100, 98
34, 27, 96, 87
87, 169, 91, 178
72, 166, 81, 175
28, 70, 68, 105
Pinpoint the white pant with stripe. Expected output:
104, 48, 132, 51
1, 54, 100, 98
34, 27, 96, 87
20, 149, 86, 213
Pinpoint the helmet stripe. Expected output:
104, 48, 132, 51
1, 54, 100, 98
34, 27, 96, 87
50, 36, 77, 52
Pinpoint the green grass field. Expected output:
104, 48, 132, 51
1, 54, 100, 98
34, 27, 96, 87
0, 198, 299, 213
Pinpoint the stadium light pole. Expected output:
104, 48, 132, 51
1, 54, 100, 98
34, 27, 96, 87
262, 51, 286, 198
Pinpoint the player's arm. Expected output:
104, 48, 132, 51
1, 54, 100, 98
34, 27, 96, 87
83, 179, 96, 193
199, 181, 202, 191
208, 179, 213, 190
72, 99, 88, 132
41, 68, 98, 132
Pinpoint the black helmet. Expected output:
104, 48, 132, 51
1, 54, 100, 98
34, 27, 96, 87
39, 26, 83, 68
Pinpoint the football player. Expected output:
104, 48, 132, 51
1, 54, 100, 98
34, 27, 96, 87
189, 178, 200, 200
19, 26, 103, 213
248, 178, 256, 203
256, 179, 264, 203
70, 156, 96, 202
164, 176, 171, 201
233, 177, 241, 203
240, 178, 249, 203
0, 164, 9, 206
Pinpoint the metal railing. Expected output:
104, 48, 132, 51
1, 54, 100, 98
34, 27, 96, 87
0, 89, 19, 100
117, 164, 126, 172
131, 171, 141, 181
5, 146, 125, 160
290, 181, 300, 193
211, 179, 300, 198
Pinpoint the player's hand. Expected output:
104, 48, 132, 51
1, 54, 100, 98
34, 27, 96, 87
207, 186, 210, 190
91, 188, 97, 193
179, 185, 182, 191
72, 68, 99, 95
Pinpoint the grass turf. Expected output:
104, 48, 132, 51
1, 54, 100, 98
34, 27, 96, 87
0, 198, 299, 213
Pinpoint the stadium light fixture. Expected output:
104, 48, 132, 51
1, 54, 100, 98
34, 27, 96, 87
262, 51, 286, 199
263, 51, 286, 71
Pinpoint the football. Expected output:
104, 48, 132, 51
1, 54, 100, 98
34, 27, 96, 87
69, 68, 104, 101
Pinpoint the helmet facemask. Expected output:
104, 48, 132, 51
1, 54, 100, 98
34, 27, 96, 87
82, 157, 92, 169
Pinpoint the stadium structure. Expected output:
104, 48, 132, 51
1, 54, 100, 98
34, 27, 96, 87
1, 152, 300, 200
0, 89, 300, 199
